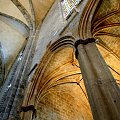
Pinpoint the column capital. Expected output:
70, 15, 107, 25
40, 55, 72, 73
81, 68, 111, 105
74, 38, 96, 49
74, 38, 96, 59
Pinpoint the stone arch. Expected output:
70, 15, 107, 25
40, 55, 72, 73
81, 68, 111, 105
21, 35, 93, 120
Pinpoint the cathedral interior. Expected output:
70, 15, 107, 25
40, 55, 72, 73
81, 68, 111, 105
0, 0, 120, 120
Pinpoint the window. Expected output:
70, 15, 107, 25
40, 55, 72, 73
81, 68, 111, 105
61, 0, 81, 19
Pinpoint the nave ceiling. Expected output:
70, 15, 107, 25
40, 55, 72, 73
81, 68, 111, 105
0, 0, 55, 75
0, 0, 120, 119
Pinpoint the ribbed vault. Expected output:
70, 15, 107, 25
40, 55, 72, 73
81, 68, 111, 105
0, 0, 55, 76
91, 0, 120, 85
22, 45, 94, 120
32, 0, 55, 25
0, 0, 120, 120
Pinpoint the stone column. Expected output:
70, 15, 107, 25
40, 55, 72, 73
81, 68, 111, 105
74, 38, 120, 120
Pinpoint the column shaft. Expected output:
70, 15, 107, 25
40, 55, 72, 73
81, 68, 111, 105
76, 41, 120, 120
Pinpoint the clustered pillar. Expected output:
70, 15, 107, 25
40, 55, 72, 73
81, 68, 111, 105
74, 38, 120, 120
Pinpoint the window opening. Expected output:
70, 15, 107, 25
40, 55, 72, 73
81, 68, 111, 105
61, 0, 81, 19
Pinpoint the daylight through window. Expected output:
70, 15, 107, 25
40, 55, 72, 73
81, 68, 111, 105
61, 0, 81, 19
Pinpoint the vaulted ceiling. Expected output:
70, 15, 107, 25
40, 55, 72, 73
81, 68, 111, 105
32, 0, 55, 24
92, 0, 120, 83
0, 0, 55, 75
0, 0, 120, 119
